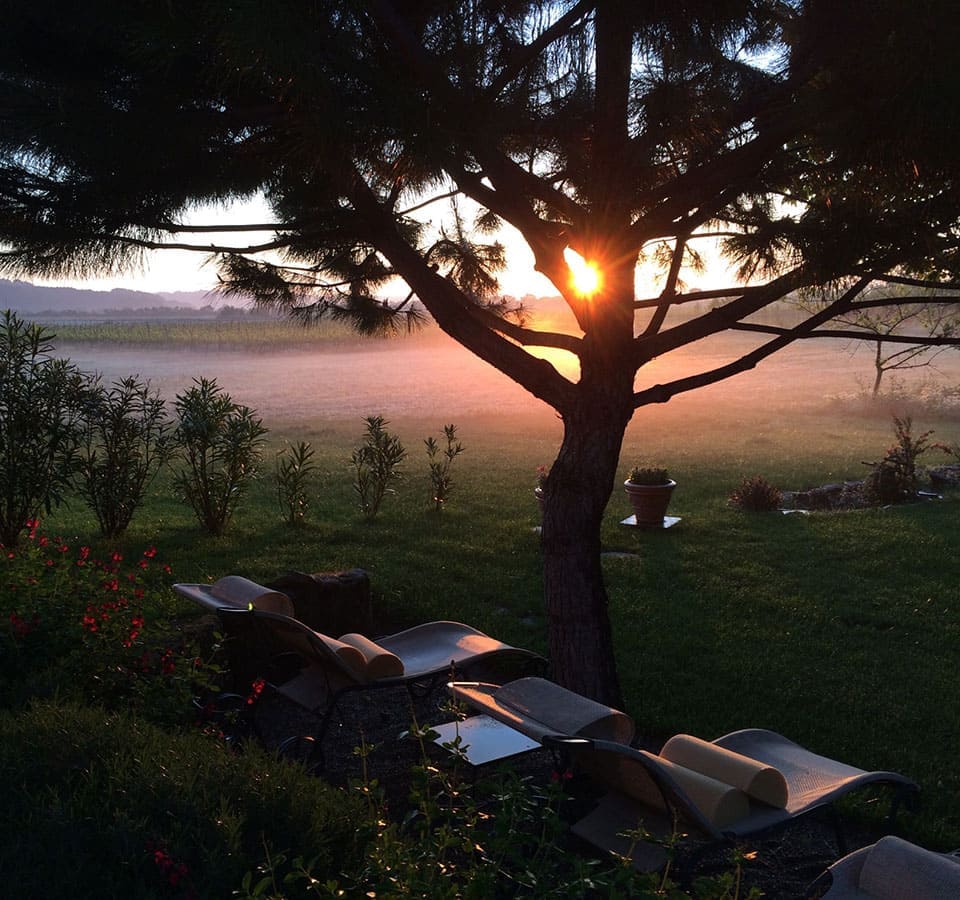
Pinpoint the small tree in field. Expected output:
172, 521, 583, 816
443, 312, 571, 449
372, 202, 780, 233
172, 378, 268, 535
795, 286, 960, 395
78, 375, 174, 538
0, 311, 87, 546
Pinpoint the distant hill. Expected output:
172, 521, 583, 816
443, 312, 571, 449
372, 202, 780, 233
0, 279, 217, 314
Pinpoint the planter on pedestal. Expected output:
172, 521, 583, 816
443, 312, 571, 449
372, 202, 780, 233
624, 474, 676, 527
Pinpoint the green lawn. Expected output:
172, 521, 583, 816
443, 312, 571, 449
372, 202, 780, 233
37, 396, 960, 852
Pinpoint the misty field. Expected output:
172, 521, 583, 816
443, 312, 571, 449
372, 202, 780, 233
36, 327, 960, 862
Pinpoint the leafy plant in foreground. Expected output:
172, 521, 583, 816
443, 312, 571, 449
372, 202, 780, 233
172, 377, 268, 534
261, 710, 761, 899
425, 423, 464, 511
77, 374, 174, 538
0, 310, 88, 546
351, 415, 406, 518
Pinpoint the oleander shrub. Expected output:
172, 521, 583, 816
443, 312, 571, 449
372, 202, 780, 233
77, 374, 174, 538
0, 700, 361, 899
425, 423, 464, 511
351, 414, 406, 517
0, 310, 89, 546
172, 377, 268, 535
728, 475, 783, 512
275, 440, 316, 526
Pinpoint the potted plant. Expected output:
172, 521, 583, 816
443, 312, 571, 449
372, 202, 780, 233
624, 465, 676, 526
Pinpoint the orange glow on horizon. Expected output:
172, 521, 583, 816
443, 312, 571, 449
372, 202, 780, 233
563, 247, 601, 296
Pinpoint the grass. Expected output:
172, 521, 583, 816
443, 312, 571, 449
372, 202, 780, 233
36, 399, 960, 856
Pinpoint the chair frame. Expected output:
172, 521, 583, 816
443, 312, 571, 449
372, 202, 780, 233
216, 607, 546, 769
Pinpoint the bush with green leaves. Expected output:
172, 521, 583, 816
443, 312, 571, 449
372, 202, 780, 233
172, 377, 268, 534
0, 310, 89, 546
425, 423, 465, 511
276, 440, 316, 526
351, 414, 406, 517
77, 374, 174, 538
0, 700, 361, 899
728, 475, 783, 512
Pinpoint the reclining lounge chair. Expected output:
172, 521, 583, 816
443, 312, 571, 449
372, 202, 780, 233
172, 571, 546, 760
449, 678, 919, 872
806, 835, 960, 899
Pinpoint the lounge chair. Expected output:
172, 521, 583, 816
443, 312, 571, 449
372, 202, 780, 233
215, 608, 546, 767
806, 835, 960, 898
449, 678, 919, 872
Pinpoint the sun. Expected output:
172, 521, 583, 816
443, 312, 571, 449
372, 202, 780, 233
563, 247, 601, 296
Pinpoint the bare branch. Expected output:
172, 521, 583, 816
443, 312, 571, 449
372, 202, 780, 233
730, 321, 960, 346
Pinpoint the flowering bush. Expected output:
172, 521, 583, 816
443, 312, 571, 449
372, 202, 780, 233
0, 521, 205, 723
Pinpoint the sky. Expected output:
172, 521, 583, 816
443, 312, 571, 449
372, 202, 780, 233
31, 193, 729, 300
34, 195, 559, 299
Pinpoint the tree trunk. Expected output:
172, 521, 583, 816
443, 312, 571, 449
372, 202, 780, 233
872, 342, 884, 395
540, 380, 633, 708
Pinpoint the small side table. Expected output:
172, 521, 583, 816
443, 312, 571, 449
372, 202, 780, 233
432, 714, 540, 766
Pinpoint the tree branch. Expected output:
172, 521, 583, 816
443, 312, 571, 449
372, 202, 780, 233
489, 0, 594, 95
347, 172, 578, 411
730, 321, 960, 346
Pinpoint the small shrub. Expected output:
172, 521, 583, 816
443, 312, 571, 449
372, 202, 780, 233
0, 310, 89, 546
172, 377, 268, 534
862, 415, 934, 504
352, 415, 406, 517
77, 374, 174, 538
729, 475, 783, 511
276, 440, 316, 526
425, 423, 464, 511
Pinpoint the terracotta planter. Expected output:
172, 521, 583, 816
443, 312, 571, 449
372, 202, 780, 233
624, 479, 676, 526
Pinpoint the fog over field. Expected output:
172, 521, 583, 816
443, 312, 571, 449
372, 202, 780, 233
58, 328, 960, 445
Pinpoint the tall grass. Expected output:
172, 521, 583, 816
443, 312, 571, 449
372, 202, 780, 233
51, 318, 361, 347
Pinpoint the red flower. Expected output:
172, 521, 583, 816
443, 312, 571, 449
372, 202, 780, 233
79, 546, 90, 560
143, 546, 157, 558
246, 676, 267, 705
